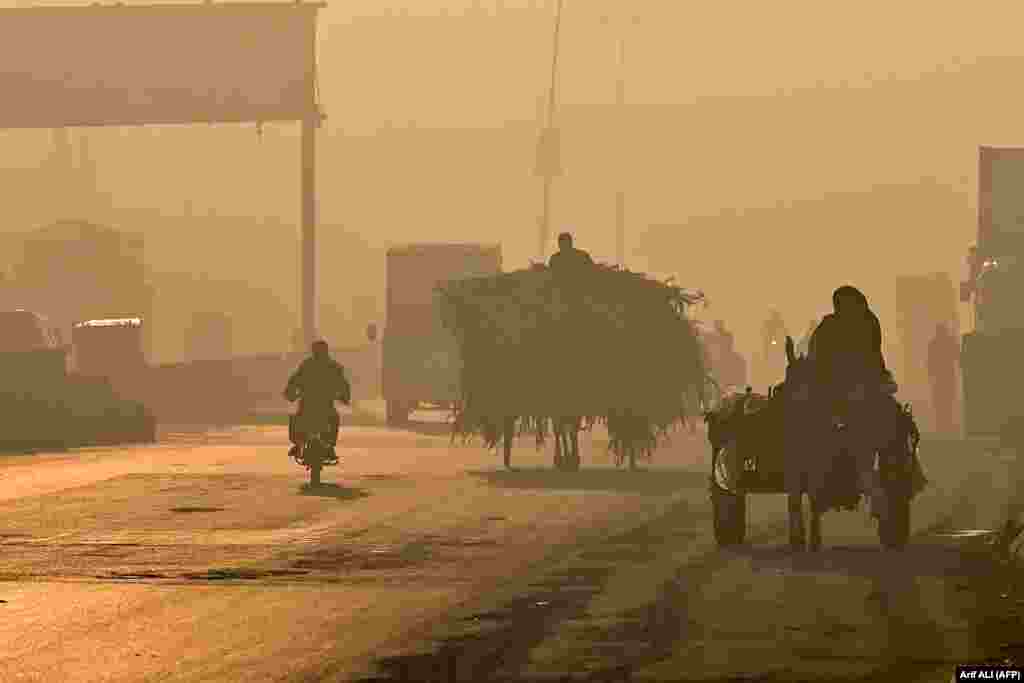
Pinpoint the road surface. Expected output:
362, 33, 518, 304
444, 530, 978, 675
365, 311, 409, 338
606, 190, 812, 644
0, 422, 1021, 682
355, 436, 1024, 683
0, 421, 701, 682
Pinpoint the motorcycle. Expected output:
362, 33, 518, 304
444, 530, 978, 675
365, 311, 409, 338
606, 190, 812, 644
289, 412, 339, 486
286, 391, 344, 487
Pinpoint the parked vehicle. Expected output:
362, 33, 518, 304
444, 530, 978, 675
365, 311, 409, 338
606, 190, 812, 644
382, 243, 501, 425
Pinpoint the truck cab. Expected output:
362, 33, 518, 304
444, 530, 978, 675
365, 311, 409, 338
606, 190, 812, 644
383, 243, 502, 425
0, 309, 69, 395
71, 317, 145, 378
0, 309, 63, 353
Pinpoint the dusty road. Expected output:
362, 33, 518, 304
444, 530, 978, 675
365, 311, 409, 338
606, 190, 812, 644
1, 420, 1021, 682
353, 437, 1024, 683
0, 419, 703, 682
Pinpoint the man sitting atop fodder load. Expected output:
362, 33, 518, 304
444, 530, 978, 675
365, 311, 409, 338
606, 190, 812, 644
548, 232, 594, 275
437, 254, 706, 462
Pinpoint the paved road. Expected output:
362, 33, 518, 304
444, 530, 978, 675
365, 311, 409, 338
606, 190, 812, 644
1, 425, 1020, 682
0, 423, 702, 682
352, 437, 1024, 683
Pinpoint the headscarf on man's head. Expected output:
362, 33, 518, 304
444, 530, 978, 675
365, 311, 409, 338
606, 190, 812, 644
832, 285, 868, 312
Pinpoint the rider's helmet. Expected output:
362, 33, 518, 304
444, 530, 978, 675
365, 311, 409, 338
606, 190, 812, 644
311, 340, 329, 357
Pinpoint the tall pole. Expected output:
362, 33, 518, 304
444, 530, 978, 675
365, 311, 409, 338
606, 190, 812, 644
615, 190, 625, 266
545, 0, 563, 145
537, 0, 564, 262
79, 129, 98, 221
615, 34, 625, 267
301, 117, 316, 349
301, 6, 322, 352
540, 175, 553, 260
52, 128, 74, 222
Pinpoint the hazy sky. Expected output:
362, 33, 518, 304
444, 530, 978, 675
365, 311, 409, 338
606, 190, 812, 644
3, 0, 1023, 368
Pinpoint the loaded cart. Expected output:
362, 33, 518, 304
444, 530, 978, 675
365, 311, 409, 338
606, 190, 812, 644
437, 262, 708, 470
705, 383, 924, 550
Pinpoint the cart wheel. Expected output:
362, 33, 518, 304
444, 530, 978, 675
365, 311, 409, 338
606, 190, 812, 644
879, 492, 911, 549
712, 485, 747, 546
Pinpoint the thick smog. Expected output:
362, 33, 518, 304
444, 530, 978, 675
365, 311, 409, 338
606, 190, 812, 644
0, 1, 1022, 682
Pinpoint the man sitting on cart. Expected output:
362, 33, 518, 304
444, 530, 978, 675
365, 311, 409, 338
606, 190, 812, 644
549, 232, 594, 275
807, 285, 897, 517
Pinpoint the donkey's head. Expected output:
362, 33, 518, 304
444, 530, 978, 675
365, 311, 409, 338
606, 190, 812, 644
784, 335, 797, 366
779, 335, 815, 401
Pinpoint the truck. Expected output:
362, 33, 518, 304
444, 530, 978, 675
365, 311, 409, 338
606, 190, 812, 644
185, 312, 233, 362
960, 146, 1024, 438
382, 243, 502, 426
0, 309, 64, 355
71, 317, 146, 378
0, 310, 155, 450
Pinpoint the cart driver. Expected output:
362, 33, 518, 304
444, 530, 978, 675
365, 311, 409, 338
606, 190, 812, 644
807, 285, 895, 518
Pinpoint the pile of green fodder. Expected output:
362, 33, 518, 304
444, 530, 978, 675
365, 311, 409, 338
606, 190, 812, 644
437, 262, 707, 460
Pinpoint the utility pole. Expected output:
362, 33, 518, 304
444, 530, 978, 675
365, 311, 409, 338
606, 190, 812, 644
301, 113, 318, 349
535, 0, 564, 263
78, 128, 99, 221
51, 127, 74, 222
615, 34, 625, 267
300, 9, 324, 351
605, 9, 638, 269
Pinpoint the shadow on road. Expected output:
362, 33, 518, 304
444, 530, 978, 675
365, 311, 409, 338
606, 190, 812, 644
468, 467, 708, 495
734, 535, 1020, 679
394, 421, 458, 438
298, 483, 370, 501
737, 541, 988, 580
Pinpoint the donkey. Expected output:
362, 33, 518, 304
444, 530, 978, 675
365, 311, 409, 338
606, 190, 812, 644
778, 336, 832, 551
553, 416, 582, 471
490, 415, 581, 472
500, 416, 516, 470
779, 336, 906, 551
477, 415, 517, 470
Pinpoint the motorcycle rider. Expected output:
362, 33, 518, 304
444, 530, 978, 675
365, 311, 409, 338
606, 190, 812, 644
807, 285, 896, 518
284, 340, 352, 459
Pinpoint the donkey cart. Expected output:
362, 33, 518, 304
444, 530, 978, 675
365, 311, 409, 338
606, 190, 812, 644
706, 386, 923, 551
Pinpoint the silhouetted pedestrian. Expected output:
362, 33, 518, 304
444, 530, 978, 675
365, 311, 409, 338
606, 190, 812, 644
927, 322, 959, 435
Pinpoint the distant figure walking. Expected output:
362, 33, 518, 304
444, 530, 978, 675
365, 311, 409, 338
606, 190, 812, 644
927, 322, 960, 435
548, 232, 594, 274
760, 309, 789, 386
796, 318, 819, 358
713, 320, 747, 392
